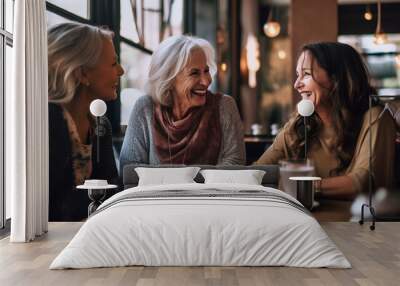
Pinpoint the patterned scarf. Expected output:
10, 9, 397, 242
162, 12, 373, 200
153, 92, 222, 164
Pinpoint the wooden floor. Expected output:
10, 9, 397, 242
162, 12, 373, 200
0, 222, 399, 286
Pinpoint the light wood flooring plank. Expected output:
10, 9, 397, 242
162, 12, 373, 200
1, 222, 400, 286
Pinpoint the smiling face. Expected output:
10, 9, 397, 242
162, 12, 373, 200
294, 51, 332, 111
84, 39, 124, 102
172, 49, 212, 112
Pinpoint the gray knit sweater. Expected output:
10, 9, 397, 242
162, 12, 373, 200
120, 95, 245, 170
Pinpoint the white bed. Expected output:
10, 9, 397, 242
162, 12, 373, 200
50, 183, 351, 269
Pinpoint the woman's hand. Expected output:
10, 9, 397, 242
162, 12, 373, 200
318, 176, 357, 200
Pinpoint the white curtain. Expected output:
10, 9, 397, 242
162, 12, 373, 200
7, 0, 48, 242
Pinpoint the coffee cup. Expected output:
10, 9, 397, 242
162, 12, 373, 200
279, 159, 314, 198
289, 176, 321, 210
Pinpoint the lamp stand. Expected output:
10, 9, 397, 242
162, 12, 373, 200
304, 116, 307, 160
359, 95, 376, 230
96, 116, 100, 164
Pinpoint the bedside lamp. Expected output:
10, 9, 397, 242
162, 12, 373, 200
90, 99, 107, 163
287, 99, 317, 210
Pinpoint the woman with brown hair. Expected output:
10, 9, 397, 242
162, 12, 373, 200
256, 42, 396, 199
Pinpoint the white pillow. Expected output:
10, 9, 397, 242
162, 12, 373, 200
135, 167, 201, 186
200, 169, 266, 185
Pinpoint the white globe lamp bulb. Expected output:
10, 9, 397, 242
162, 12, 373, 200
263, 21, 281, 38
297, 99, 314, 117
90, 99, 107, 117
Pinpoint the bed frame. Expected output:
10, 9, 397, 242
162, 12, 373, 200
122, 164, 280, 189
122, 164, 279, 189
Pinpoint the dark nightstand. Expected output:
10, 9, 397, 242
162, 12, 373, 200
76, 184, 118, 216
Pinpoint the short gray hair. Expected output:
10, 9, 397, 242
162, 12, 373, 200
48, 22, 113, 103
145, 35, 217, 106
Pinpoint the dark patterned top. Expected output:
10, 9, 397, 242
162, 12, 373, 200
62, 108, 93, 185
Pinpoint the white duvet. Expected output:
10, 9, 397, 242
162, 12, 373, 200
50, 183, 351, 269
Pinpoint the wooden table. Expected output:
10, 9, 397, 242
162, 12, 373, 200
312, 199, 352, 222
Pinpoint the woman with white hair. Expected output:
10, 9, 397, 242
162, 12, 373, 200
48, 22, 124, 221
120, 35, 245, 168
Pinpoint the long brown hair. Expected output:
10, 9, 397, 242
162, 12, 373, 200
291, 42, 377, 175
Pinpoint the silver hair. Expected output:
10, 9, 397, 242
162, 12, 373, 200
48, 22, 114, 103
145, 35, 217, 106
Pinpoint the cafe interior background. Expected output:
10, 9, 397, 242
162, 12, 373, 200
2, 0, 400, 229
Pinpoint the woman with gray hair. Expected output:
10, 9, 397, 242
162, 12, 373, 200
120, 35, 245, 169
48, 22, 124, 221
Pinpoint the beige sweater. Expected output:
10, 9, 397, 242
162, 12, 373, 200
255, 106, 396, 192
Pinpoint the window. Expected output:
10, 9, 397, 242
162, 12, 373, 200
120, 0, 140, 43
47, 0, 90, 19
1, 0, 14, 230
46, 11, 74, 27
120, 0, 183, 50
339, 34, 400, 95
5, 0, 13, 33
119, 0, 183, 132
46, 0, 91, 28
120, 42, 152, 127
165, 0, 183, 36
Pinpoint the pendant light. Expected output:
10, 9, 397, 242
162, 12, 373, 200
374, 0, 388, 45
263, 6, 281, 38
364, 4, 373, 21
